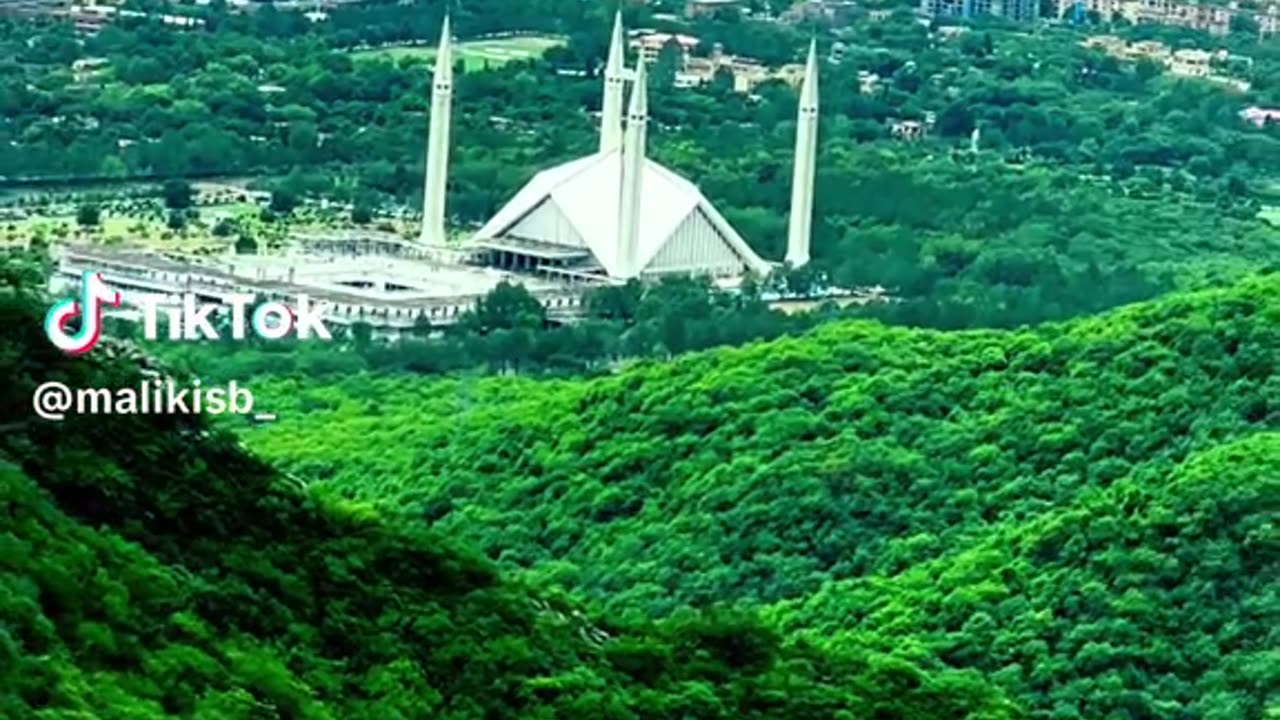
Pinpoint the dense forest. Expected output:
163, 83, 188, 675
2, 258, 1274, 718
235, 272, 1280, 719
1, 278, 1020, 719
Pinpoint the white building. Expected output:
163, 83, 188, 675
473, 150, 770, 279
455, 12, 820, 279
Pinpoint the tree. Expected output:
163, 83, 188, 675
270, 188, 300, 214
76, 204, 101, 227
1135, 57, 1164, 82
162, 180, 193, 210
1229, 14, 1259, 36
654, 40, 683, 88
461, 281, 546, 334
212, 218, 236, 237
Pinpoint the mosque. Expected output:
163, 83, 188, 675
432, 11, 821, 282
53, 12, 824, 336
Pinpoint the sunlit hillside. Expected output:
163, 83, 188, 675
241, 273, 1280, 719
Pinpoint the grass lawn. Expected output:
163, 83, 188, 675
351, 35, 564, 70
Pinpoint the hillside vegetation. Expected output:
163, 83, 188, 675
0, 285, 1016, 719
241, 274, 1280, 719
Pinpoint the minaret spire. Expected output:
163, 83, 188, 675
600, 9, 627, 154
617, 58, 648, 279
420, 14, 453, 244
785, 38, 819, 267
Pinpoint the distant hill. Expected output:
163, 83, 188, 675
242, 273, 1280, 719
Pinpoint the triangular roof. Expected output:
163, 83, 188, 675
472, 150, 770, 278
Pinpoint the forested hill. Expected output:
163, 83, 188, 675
0, 287, 1016, 718
241, 273, 1280, 719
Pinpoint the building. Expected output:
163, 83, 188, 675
1261, 7, 1280, 34
676, 43, 807, 94
466, 12, 821, 278
1081, 36, 1250, 89
61, 3, 206, 34
629, 30, 700, 63
685, 0, 743, 17
858, 70, 881, 94
1064, 0, 1280, 36
890, 119, 926, 140
1027, 0, 1280, 32
0, 0, 70, 17
1169, 48, 1213, 76
70, 56, 109, 83
1240, 106, 1280, 128
470, 146, 770, 279
1061, 0, 1122, 20
920, 0, 1040, 20
999, 0, 1042, 20
53, 12, 829, 339
1121, 0, 1233, 34
779, 0, 859, 25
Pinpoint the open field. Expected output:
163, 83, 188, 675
0, 200, 430, 255
2, 202, 263, 252
350, 35, 564, 70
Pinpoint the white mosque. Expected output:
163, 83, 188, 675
426, 11, 821, 282
51, 12, 824, 336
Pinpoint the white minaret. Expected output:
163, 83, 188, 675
785, 38, 819, 268
617, 59, 648, 280
420, 15, 453, 245
600, 10, 627, 154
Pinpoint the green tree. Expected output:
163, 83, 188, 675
162, 179, 194, 210
76, 203, 101, 227
461, 281, 547, 334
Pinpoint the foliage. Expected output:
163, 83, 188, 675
239, 273, 1280, 718
75, 203, 101, 226
162, 179, 193, 210
0, 273, 1017, 719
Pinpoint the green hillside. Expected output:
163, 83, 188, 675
2, 271, 1276, 718
769, 433, 1280, 719
239, 274, 1280, 719
0, 288, 1014, 719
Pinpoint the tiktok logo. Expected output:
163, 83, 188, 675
44, 272, 121, 355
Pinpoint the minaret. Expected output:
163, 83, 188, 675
785, 38, 819, 268
420, 15, 453, 245
617, 59, 648, 279
600, 10, 626, 154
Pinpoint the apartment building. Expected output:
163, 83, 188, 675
684, 0, 743, 18
919, 0, 1040, 20
1061, 0, 1279, 36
